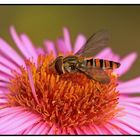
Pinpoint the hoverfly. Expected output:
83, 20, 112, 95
49, 30, 120, 84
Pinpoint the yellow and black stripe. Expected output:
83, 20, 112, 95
86, 58, 120, 70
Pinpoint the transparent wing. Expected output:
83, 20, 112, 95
75, 30, 110, 57
77, 67, 110, 84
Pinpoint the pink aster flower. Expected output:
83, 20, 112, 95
0, 26, 140, 135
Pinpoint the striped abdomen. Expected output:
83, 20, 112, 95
86, 58, 120, 70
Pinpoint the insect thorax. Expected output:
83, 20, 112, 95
63, 56, 80, 73
54, 55, 93, 74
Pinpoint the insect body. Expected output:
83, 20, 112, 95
86, 58, 120, 70
50, 30, 120, 84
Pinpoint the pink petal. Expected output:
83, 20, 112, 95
100, 126, 113, 134
0, 81, 8, 87
63, 27, 72, 52
0, 38, 24, 66
0, 55, 20, 73
75, 128, 84, 135
120, 97, 140, 104
76, 126, 96, 135
97, 49, 120, 62
118, 102, 140, 132
0, 87, 9, 95
118, 101, 140, 119
47, 125, 55, 135
0, 64, 14, 77
0, 73, 10, 82
0, 112, 41, 134
0, 109, 39, 127
120, 102, 140, 110
95, 48, 118, 61
104, 123, 122, 134
95, 48, 112, 58
0, 69, 13, 81
47, 125, 63, 135
92, 124, 105, 134
122, 105, 140, 118
80, 126, 95, 135
117, 77, 140, 94
115, 52, 137, 76
20, 34, 38, 64
0, 107, 25, 117
119, 88, 140, 94
73, 35, 86, 54
36, 48, 45, 55
116, 114, 140, 133
33, 122, 49, 135
26, 122, 44, 134
47, 125, 65, 135
0, 98, 7, 104
57, 38, 68, 55
119, 77, 140, 88
0, 111, 20, 126
44, 40, 57, 57
21, 124, 34, 134
0, 94, 7, 99
10, 26, 30, 59
0, 91, 6, 95
26, 64, 39, 104
39, 123, 51, 135
109, 120, 134, 134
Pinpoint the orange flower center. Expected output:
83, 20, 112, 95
6, 55, 120, 130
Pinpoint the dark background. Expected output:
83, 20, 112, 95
0, 5, 140, 81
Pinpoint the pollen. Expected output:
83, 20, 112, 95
6, 55, 120, 132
